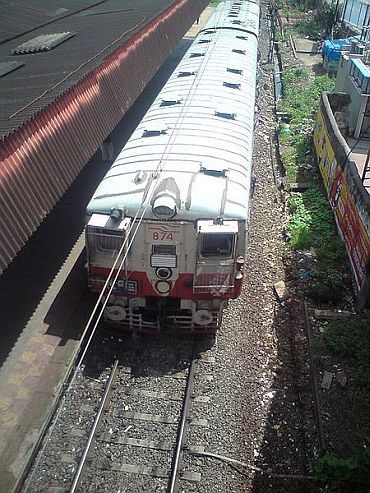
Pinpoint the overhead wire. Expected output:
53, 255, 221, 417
67, 0, 245, 389
82, 1, 255, 333
86, 0, 231, 323
23, 6, 252, 489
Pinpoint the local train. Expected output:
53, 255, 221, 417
85, 0, 260, 333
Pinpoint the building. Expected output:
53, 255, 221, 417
341, 0, 370, 42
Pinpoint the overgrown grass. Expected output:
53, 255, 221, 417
278, 69, 335, 146
287, 187, 350, 304
277, 4, 369, 490
280, 0, 317, 15
280, 1, 340, 39
277, 42, 346, 306
313, 316, 370, 490
321, 317, 370, 388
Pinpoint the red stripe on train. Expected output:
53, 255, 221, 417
88, 267, 242, 299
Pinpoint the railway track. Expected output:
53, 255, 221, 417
16, 5, 321, 493
23, 333, 215, 492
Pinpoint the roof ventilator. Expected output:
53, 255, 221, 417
223, 82, 241, 89
236, 35, 248, 40
200, 167, 227, 178
215, 111, 236, 120
133, 170, 147, 185
143, 129, 166, 137
232, 49, 246, 55
198, 39, 211, 44
160, 99, 182, 107
142, 122, 168, 137
190, 53, 205, 58
227, 68, 243, 74
232, 20, 242, 25
12, 32, 75, 55
178, 71, 196, 77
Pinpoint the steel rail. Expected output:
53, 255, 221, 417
303, 302, 325, 451
69, 359, 119, 493
168, 358, 197, 493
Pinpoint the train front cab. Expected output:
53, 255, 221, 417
85, 215, 245, 334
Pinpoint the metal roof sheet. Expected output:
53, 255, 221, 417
0, 0, 182, 140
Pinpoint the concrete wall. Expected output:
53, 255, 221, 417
313, 92, 370, 309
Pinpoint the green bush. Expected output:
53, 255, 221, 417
315, 446, 370, 492
295, 19, 323, 38
322, 317, 370, 379
287, 187, 351, 304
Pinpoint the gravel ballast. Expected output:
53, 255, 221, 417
22, 3, 317, 492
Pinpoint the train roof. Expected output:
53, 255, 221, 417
87, 0, 260, 223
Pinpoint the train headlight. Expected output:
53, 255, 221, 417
156, 267, 172, 279
152, 195, 177, 219
155, 280, 172, 294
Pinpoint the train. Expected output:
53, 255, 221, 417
85, 0, 260, 333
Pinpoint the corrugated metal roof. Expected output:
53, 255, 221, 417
0, 0, 198, 140
0, 0, 209, 273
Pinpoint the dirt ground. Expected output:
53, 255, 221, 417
276, 12, 369, 493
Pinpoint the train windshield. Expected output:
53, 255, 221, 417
200, 233, 234, 257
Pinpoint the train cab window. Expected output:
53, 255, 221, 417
201, 234, 233, 257
95, 228, 123, 252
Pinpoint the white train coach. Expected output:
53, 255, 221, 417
85, 0, 260, 333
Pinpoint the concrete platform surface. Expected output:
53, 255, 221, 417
0, 236, 89, 493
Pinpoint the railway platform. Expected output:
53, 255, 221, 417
0, 236, 90, 493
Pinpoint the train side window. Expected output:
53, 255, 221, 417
200, 234, 233, 257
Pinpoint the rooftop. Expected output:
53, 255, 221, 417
0, 0, 177, 140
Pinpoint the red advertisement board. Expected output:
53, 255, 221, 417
330, 168, 370, 286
